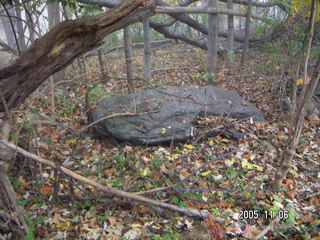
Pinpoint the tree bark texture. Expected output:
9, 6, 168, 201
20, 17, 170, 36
14, 1, 26, 52
207, 0, 218, 74
239, 0, 252, 68
97, 48, 109, 81
226, 0, 234, 67
143, 17, 152, 81
124, 26, 135, 92
0, 0, 154, 113
24, 1, 37, 44
48, 0, 65, 83
48, 0, 60, 29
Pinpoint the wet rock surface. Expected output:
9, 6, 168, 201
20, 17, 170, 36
92, 86, 264, 145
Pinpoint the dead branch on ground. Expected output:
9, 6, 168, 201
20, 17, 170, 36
0, 139, 224, 222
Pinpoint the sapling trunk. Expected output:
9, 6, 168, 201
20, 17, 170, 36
274, 0, 319, 190
124, 26, 135, 92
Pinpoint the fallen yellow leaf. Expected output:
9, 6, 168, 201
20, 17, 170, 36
186, 144, 195, 149
202, 170, 212, 177
56, 220, 71, 231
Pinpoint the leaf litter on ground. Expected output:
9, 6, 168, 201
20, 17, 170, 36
8, 44, 320, 239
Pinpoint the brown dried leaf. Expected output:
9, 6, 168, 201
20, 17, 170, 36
39, 185, 53, 195
107, 216, 118, 226
50, 134, 60, 140
204, 214, 226, 240
104, 168, 117, 174
186, 200, 210, 209
179, 170, 189, 179
243, 224, 257, 239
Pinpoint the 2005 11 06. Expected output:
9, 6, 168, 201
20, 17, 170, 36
238, 210, 289, 220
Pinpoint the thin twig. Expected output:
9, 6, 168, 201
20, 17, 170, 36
0, 140, 224, 221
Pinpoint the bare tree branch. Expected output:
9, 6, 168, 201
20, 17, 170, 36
219, 0, 288, 11
156, 6, 272, 23
149, 19, 207, 49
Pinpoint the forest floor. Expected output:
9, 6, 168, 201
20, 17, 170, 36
6, 44, 320, 239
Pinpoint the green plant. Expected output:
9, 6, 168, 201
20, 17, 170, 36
24, 212, 46, 240
112, 178, 123, 187
93, 166, 103, 174
12, 179, 21, 190
84, 200, 93, 207
193, 192, 202, 200
89, 86, 105, 102
190, 70, 206, 81
114, 154, 126, 171
171, 196, 186, 207
272, 224, 314, 239
252, 22, 268, 37
163, 225, 179, 240
18, 199, 28, 206
285, 208, 297, 224
299, 137, 309, 149
226, 168, 244, 179
151, 156, 162, 170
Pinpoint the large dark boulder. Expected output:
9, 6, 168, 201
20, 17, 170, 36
92, 86, 264, 145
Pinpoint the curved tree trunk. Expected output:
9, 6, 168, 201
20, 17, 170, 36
0, 0, 153, 113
